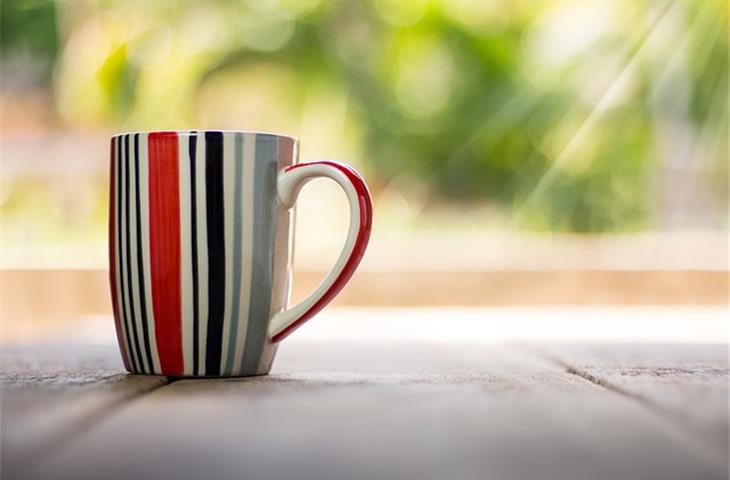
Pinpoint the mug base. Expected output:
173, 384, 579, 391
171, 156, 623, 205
120, 340, 278, 378
163, 371, 271, 379
124, 370, 272, 378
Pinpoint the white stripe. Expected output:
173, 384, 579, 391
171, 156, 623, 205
138, 133, 161, 374
232, 134, 256, 370
178, 133, 195, 375
220, 133, 236, 367
113, 138, 130, 367
119, 136, 139, 370
195, 135, 209, 374
129, 135, 151, 374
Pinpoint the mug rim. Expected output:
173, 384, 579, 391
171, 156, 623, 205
111, 130, 298, 142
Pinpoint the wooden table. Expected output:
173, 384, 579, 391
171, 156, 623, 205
2, 308, 728, 480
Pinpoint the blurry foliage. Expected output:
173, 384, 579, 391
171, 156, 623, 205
0, 0, 58, 62
1, 0, 59, 87
2, 0, 727, 233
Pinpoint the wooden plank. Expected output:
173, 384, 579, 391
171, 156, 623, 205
537, 343, 729, 462
20, 341, 726, 480
321, 270, 729, 306
3, 270, 727, 343
1, 345, 167, 478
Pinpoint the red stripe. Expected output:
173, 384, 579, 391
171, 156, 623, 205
148, 132, 184, 375
271, 161, 373, 342
109, 138, 131, 371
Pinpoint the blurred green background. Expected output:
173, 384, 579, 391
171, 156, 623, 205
1, 0, 727, 267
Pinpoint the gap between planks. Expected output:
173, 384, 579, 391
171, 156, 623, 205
529, 346, 728, 468
8, 377, 178, 475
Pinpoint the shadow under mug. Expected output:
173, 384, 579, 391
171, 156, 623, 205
108, 130, 372, 377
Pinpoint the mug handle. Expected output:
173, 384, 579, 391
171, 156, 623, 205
268, 160, 373, 342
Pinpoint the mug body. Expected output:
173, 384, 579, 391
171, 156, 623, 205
109, 131, 297, 377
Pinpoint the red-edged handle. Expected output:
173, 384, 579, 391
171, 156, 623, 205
268, 161, 373, 342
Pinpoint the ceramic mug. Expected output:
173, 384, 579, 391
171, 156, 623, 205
108, 130, 372, 377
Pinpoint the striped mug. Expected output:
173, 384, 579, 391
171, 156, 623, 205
108, 130, 372, 377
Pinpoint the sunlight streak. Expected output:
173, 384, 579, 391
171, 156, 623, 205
510, 1, 677, 227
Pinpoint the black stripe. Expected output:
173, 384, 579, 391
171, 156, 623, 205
204, 132, 225, 376
117, 137, 138, 372
134, 134, 155, 372
124, 134, 145, 373
189, 132, 200, 376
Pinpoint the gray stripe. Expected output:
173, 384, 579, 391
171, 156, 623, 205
240, 135, 278, 375
223, 133, 244, 375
